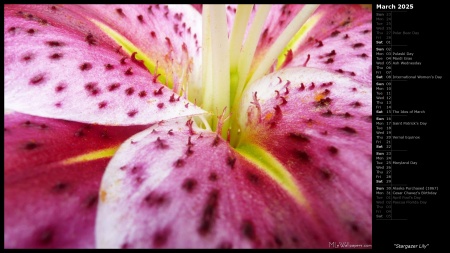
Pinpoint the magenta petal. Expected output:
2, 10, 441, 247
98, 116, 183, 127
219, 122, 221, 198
97, 117, 366, 248
285, 5, 372, 84
239, 5, 371, 84
4, 112, 148, 248
4, 112, 149, 177
68, 4, 205, 104
239, 67, 372, 246
4, 5, 205, 125
68, 4, 203, 82
5, 159, 107, 249
191, 4, 203, 13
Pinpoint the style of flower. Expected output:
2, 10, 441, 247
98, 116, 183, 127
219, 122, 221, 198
4, 4, 372, 249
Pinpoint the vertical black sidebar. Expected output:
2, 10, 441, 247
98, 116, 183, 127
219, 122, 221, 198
373, 3, 445, 251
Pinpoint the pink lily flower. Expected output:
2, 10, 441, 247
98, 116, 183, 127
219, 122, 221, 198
4, 4, 372, 248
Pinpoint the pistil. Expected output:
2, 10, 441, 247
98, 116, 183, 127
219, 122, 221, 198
201, 5, 230, 138
209, 5, 230, 138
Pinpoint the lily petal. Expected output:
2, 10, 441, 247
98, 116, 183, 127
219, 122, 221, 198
96, 116, 366, 248
243, 4, 371, 84
4, 5, 205, 126
4, 112, 148, 248
238, 67, 372, 246
192, 4, 203, 13
284, 5, 372, 84
68, 4, 203, 98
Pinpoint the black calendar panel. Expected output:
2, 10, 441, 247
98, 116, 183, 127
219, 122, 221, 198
373, 2, 445, 251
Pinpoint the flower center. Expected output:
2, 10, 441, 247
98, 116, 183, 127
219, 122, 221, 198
93, 4, 320, 148
197, 4, 319, 147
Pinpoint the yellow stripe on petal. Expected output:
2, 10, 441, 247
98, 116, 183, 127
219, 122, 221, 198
61, 146, 119, 165
276, 12, 322, 70
90, 19, 171, 88
236, 142, 309, 209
